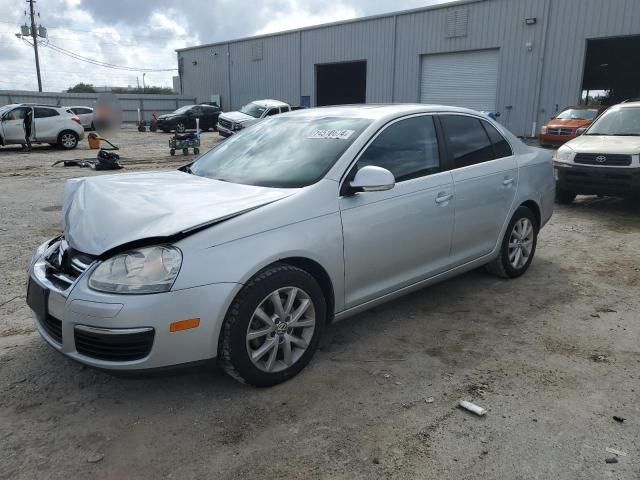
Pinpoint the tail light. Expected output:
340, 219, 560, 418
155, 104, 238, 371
71, 116, 81, 125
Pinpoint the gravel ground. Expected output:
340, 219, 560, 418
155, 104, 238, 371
1, 129, 639, 479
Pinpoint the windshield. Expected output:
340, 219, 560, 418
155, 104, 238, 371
191, 116, 371, 188
586, 107, 640, 136
240, 102, 268, 118
556, 109, 598, 120
173, 105, 194, 114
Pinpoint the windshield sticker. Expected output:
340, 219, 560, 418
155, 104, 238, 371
307, 129, 355, 140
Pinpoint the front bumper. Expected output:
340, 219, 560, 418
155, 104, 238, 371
216, 123, 234, 138
554, 161, 640, 196
27, 254, 240, 371
539, 133, 576, 146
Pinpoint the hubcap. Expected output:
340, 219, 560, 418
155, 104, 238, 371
176, 123, 185, 132
246, 287, 316, 373
62, 134, 76, 148
508, 218, 534, 269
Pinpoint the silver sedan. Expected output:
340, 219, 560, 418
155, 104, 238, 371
27, 104, 555, 386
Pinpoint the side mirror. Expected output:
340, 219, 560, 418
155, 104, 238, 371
494, 112, 501, 118
576, 127, 587, 136
349, 166, 395, 192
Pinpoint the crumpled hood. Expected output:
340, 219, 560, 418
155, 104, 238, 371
220, 111, 256, 124
565, 135, 640, 155
62, 171, 295, 255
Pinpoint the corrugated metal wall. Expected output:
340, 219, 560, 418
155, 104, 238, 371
536, 0, 640, 131
0, 90, 196, 123
178, 0, 640, 137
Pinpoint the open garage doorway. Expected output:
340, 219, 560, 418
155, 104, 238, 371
316, 61, 366, 106
581, 35, 640, 105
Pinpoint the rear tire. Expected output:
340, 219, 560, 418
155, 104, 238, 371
555, 188, 576, 205
218, 264, 326, 387
57, 130, 79, 150
485, 206, 538, 279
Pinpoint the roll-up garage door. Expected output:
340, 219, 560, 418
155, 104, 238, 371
420, 49, 500, 111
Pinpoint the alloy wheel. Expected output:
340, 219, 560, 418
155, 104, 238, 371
245, 287, 316, 373
508, 218, 534, 269
61, 133, 77, 148
176, 123, 185, 133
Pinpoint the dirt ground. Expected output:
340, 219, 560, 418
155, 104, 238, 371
0, 128, 638, 479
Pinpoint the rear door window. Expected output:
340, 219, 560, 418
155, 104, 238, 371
265, 109, 279, 117
34, 107, 59, 118
482, 121, 513, 158
441, 115, 495, 168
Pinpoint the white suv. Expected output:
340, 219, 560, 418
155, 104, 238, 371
0, 104, 85, 150
554, 101, 640, 203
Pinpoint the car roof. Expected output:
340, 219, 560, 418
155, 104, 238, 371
285, 103, 487, 120
251, 99, 288, 108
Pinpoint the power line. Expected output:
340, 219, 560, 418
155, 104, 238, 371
21, 37, 177, 72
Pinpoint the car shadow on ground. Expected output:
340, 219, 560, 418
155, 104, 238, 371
4, 254, 573, 403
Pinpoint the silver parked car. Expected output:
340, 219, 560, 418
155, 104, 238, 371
27, 105, 554, 386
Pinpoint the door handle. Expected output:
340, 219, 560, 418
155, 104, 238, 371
503, 177, 515, 186
435, 193, 454, 204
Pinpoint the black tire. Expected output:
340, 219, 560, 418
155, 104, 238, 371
57, 130, 79, 150
485, 206, 538, 279
555, 188, 576, 205
90, 122, 95, 131
170, 149, 175, 156
175, 122, 186, 133
193, 147, 200, 155
182, 148, 189, 155
218, 264, 326, 387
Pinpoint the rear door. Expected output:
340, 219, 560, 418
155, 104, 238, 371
340, 114, 455, 307
440, 114, 517, 266
33, 107, 62, 142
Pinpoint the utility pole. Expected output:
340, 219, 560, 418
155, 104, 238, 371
142, 73, 146, 93
28, 0, 42, 92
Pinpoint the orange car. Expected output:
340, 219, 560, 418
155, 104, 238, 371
539, 106, 606, 147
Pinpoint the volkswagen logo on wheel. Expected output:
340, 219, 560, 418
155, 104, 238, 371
595, 155, 607, 163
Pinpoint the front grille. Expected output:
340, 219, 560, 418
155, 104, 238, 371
563, 168, 634, 193
41, 314, 62, 343
218, 118, 232, 129
547, 127, 573, 136
43, 239, 94, 290
74, 327, 155, 362
574, 153, 632, 166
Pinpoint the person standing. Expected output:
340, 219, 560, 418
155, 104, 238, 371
23, 107, 33, 152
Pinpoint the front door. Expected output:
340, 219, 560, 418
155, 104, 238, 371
339, 115, 455, 308
1, 106, 32, 144
439, 114, 518, 266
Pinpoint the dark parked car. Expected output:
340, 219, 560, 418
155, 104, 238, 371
156, 104, 222, 133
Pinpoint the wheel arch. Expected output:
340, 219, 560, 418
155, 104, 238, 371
252, 257, 336, 325
519, 199, 541, 229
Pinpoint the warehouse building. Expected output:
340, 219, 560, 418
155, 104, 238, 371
176, 0, 640, 137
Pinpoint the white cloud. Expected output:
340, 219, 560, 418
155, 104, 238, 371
0, 0, 451, 92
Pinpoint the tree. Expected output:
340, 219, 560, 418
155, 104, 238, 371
67, 83, 96, 93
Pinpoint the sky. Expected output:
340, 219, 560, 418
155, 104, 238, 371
0, 0, 450, 92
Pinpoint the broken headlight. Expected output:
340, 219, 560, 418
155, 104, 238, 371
88, 245, 182, 294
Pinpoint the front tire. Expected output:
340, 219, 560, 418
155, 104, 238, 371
486, 206, 538, 279
175, 122, 186, 133
218, 264, 326, 387
58, 130, 79, 150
